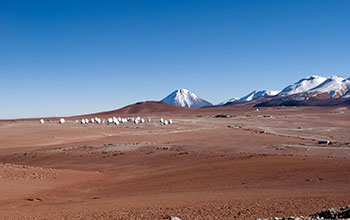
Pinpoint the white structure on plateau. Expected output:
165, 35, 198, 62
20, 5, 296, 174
40, 119, 45, 124
95, 118, 101, 123
59, 118, 65, 124
75, 115, 172, 126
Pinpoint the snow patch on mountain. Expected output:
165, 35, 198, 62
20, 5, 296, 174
308, 76, 350, 98
239, 90, 280, 102
218, 98, 239, 105
279, 76, 327, 95
161, 89, 213, 108
220, 90, 279, 104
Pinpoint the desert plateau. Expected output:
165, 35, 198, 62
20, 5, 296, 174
0, 102, 349, 220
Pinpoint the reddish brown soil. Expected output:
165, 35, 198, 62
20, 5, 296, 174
0, 104, 349, 219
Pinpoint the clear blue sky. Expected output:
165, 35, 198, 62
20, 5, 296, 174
1, 0, 349, 118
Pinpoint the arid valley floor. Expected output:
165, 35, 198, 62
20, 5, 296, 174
0, 103, 349, 219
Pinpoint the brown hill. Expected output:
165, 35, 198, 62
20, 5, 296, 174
76, 101, 194, 118
0, 101, 194, 121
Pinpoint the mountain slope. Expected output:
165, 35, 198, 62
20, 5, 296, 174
161, 89, 213, 108
343, 90, 350, 98
238, 90, 280, 102
253, 75, 350, 107
220, 90, 279, 105
218, 75, 350, 107
279, 76, 327, 96
255, 97, 350, 107
73, 101, 194, 118
308, 76, 350, 99
218, 97, 239, 105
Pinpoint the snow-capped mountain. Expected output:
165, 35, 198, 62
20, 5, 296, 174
218, 97, 239, 105
308, 76, 350, 99
279, 76, 327, 96
238, 90, 280, 102
161, 89, 213, 108
162, 75, 349, 109
220, 90, 279, 105
278, 75, 350, 99
254, 75, 350, 107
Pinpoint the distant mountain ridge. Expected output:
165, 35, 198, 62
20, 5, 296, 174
161, 89, 213, 108
160, 75, 349, 109
220, 90, 280, 105
279, 75, 328, 96
307, 76, 350, 98
278, 75, 350, 99
220, 75, 350, 107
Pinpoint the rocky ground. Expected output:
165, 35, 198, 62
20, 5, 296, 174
0, 106, 349, 219
257, 205, 350, 220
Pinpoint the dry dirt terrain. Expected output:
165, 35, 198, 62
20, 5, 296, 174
0, 103, 349, 219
